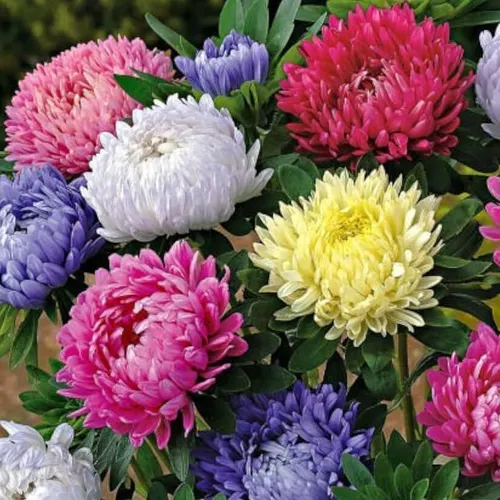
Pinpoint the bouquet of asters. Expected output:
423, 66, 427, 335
1, 0, 500, 498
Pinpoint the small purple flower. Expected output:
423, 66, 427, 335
175, 30, 270, 97
0, 166, 104, 309
192, 382, 374, 500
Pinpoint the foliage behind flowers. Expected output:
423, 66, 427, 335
2, 0, 500, 499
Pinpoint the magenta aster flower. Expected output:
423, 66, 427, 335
56, 241, 247, 449
6, 36, 173, 177
418, 323, 500, 481
480, 176, 500, 266
277, 5, 474, 164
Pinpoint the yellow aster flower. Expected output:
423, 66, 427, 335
250, 167, 443, 346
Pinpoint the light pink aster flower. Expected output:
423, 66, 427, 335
6, 36, 173, 176
418, 323, 500, 481
56, 240, 247, 449
480, 176, 500, 266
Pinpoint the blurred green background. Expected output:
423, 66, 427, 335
0, 0, 228, 148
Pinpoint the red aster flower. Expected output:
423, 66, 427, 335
277, 5, 474, 164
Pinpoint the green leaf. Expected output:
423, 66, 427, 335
167, 428, 190, 482
434, 255, 475, 269
217, 366, 252, 392
243, 364, 296, 393
195, 395, 236, 434
342, 454, 375, 489
411, 441, 433, 483
145, 14, 197, 58
267, 0, 301, 56
249, 299, 283, 331
278, 164, 315, 201
419, 308, 454, 327
330, 488, 362, 500
435, 258, 491, 283
412, 321, 469, 355
410, 479, 429, 500
237, 268, 269, 294
361, 363, 398, 401
238, 333, 281, 362
296, 5, 327, 22
404, 163, 428, 197
219, 0, 244, 37
173, 484, 195, 500
244, 0, 269, 43
295, 156, 320, 180
191, 230, 233, 257
427, 459, 459, 500
93, 429, 127, 476
461, 482, 500, 499
288, 335, 339, 372
440, 294, 495, 327
109, 441, 135, 490
423, 156, 462, 195
324, 352, 347, 387
440, 220, 482, 259
394, 464, 413, 500
136, 440, 162, 486
361, 486, 390, 500
0, 305, 19, 357
274, 38, 304, 80
361, 335, 393, 373
221, 214, 253, 236
10, 310, 41, 369
387, 431, 412, 469
346, 341, 365, 375
213, 494, 228, 500
374, 454, 397, 498
114, 75, 155, 107
355, 404, 387, 433
439, 197, 483, 241
296, 315, 322, 339
147, 483, 168, 500
44, 296, 58, 324
451, 10, 500, 27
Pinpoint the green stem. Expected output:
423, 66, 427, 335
397, 333, 416, 442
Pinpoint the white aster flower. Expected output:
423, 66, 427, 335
0, 422, 100, 500
476, 24, 500, 139
82, 93, 273, 243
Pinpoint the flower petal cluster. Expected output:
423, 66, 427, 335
0, 166, 103, 309
57, 240, 247, 449
192, 382, 374, 499
418, 323, 500, 481
476, 24, 500, 139
82, 93, 272, 243
0, 422, 100, 500
277, 5, 474, 164
175, 31, 269, 97
251, 167, 442, 345
6, 36, 173, 176
480, 176, 500, 266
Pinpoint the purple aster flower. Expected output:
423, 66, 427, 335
192, 382, 374, 500
175, 30, 270, 97
0, 165, 104, 309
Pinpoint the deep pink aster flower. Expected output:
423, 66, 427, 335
56, 241, 247, 449
6, 36, 173, 176
480, 176, 500, 266
277, 5, 474, 164
418, 323, 500, 481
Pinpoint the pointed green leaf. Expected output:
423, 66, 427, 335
167, 429, 191, 482
195, 395, 236, 434
10, 310, 41, 369
342, 454, 375, 489
374, 453, 397, 498
238, 333, 281, 362
243, 364, 296, 393
244, 0, 269, 43
296, 5, 327, 22
361, 363, 398, 401
278, 164, 315, 201
288, 334, 339, 372
237, 268, 269, 294
412, 321, 469, 355
387, 431, 412, 469
145, 13, 197, 58
411, 441, 433, 483
296, 315, 322, 339
439, 197, 483, 241
440, 294, 495, 327
324, 352, 347, 387
361, 335, 393, 373
249, 299, 283, 331
410, 479, 429, 500
267, 0, 301, 56
461, 482, 500, 499
427, 459, 459, 500
394, 464, 413, 499
219, 0, 245, 37
114, 75, 155, 107
217, 366, 251, 392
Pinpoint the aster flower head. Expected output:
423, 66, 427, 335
277, 5, 474, 164
57, 240, 247, 449
418, 323, 500, 481
6, 36, 173, 176
175, 30, 269, 97
480, 176, 500, 266
192, 382, 374, 499
0, 166, 103, 309
82, 93, 272, 243
0, 421, 100, 499
476, 24, 500, 139
251, 167, 442, 346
